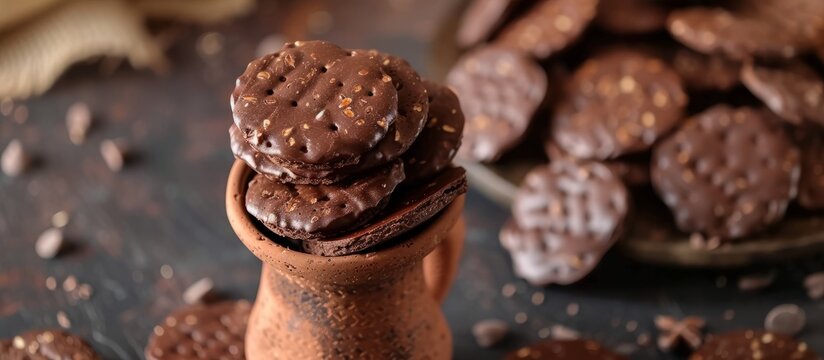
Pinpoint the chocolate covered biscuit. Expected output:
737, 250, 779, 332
741, 61, 824, 127
672, 49, 740, 91
1, 330, 100, 360
246, 161, 405, 240
146, 300, 250, 360
552, 50, 687, 160
595, 0, 668, 35
652, 105, 800, 240
495, 0, 598, 59
506, 339, 625, 360
456, 0, 523, 48
690, 330, 818, 360
447, 46, 546, 162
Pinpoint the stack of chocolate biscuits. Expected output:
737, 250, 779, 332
450, 0, 824, 285
230, 40, 467, 256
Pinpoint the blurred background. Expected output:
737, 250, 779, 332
0, 0, 823, 359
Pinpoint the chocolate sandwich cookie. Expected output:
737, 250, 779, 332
402, 81, 464, 184
595, 0, 668, 35
796, 127, 824, 210
456, 0, 523, 48
301, 167, 467, 256
494, 0, 598, 59
245, 161, 405, 241
502, 160, 629, 285
232, 40, 398, 169
552, 50, 687, 160
741, 61, 824, 127
545, 142, 650, 186
672, 49, 740, 91
0, 329, 100, 360
447, 46, 546, 162
146, 300, 251, 360
667, 0, 824, 61
690, 330, 818, 360
506, 339, 626, 360
652, 105, 800, 240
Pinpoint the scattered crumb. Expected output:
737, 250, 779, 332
514, 312, 528, 324
501, 283, 516, 298
45, 276, 57, 290
51, 211, 70, 228
2, 139, 28, 177
472, 319, 509, 348
723, 309, 735, 321
531, 292, 545, 305
35, 228, 64, 259
183, 277, 214, 304
625, 320, 638, 332
566, 303, 579, 316
550, 324, 580, 340
160, 264, 174, 279
56, 311, 71, 329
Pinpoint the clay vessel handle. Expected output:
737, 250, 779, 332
423, 215, 466, 303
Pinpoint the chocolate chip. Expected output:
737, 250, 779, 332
495, 0, 598, 59
472, 319, 509, 348
35, 228, 64, 259
737, 271, 776, 292
765, 304, 806, 336
651, 105, 800, 240
1, 139, 27, 177
66, 102, 92, 145
804, 272, 824, 300
447, 45, 546, 162
183, 277, 214, 304
100, 139, 127, 172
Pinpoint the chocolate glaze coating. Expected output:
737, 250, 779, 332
741, 61, 824, 127
301, 167, 467, 256
1, 329, 100, 360
494, 0, 598, 59
690, 330, 818, 360
232, 40, 398, 168
652, 105, 800, 240
456, 0, 522, 48
552, 50, 687, 160
246, 161, 405, 240
506, 339, 626, 360
402, 81, 464, 184
447, 46, 546, 162
146, 300, 250, 360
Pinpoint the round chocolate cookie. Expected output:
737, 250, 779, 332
232, 40, 398, 168
667, 0, 824, 61
245, 161, 405, 240
447, 46, 546, 162
690, 330, 818, 360
741, 61, 824, 127
795, 127, 824, 210
651, 105, 801, 240
456, 0, 522, 48
672, 49, 740, 91
494, 0, 598, 59
596, 0, 668, 35
506, 339, 626, 360
402, 80, 464, 184
1, 329, 100, 360
546, 142, 650, 186
301, 167, 467, 256
502, 160, 629, 286
146, 300, 251, 360
552, 50, 687, 160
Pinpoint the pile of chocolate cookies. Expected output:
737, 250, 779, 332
230, 40, 467, 256
449, 0, 824, 285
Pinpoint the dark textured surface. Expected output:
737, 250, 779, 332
2, 1, 824, 359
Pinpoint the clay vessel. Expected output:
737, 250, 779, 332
226, 160, 465, 359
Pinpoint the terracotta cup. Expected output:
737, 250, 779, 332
226, 161, 465, 359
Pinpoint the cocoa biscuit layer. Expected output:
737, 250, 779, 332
232, 40, 398, 168
595, 0, 668, 35
1, 329, 100, 360
146, 300, 251, 360
301, 167, 467, 256
741, 61, 824, 127
494, 0, 598, 59
402, 81, 464, 184
456, 0, 523, 48
552, 50, 687, 160
651, 105, 800, 240
672, 49, 740, 91
690, 330, 818, 360
506, 339, 626, 360
447, 45, 546, 162
246, 161, 405, 240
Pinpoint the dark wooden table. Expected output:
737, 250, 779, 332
1, 1, 822, 359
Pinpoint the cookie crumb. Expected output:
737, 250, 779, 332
2, 139, 28, 177
35, 228, 64, 259
183, 277, 215, 304
66, 102, 92, 145
804, 272, 824, 300
56, 311, 71, 329
566, 302, 579, 316
472, 319, 508, 347
501, 283, 516, 297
